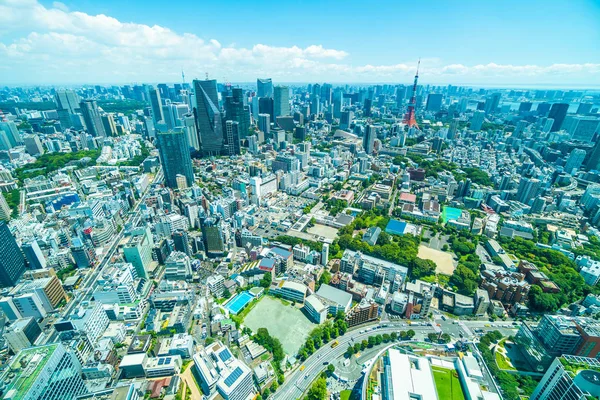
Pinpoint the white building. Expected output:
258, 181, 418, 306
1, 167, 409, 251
303, 295, 327, 324
164, 251, 192, 280
207, 274, 225, 297
193, 341, 255, 400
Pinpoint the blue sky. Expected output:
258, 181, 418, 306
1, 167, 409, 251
1, 0, 599, 86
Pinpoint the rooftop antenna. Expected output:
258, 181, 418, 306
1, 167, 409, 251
181, 69, 185, 85
205, 72, 209, 80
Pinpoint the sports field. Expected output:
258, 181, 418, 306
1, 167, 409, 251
432, 366, 465, 400
418, 245, 456, 275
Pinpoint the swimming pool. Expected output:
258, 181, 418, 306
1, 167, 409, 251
442, 206, 462, 223
226, 291, 254, 315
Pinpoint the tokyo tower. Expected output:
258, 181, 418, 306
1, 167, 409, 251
402, 59, 420, 129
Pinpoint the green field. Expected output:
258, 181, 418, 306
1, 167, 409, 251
340, 390, 352, 400
432, 366, 465, 400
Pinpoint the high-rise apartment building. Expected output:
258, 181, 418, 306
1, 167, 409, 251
564, 149, 587, 174
470, 110, 485, 131
0, 222, 26, 288
425, 93, 443, 111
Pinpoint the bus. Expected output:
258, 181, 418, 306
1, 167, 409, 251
331, 340, 339, 349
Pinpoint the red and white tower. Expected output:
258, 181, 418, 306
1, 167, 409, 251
403, 59, 420, 129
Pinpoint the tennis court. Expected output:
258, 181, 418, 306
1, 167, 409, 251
442, 206, 462, 223
226, 291, 254, 314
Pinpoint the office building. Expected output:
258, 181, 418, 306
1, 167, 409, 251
224, 120, 241, 156
0, 193, 11, 221
149, 88, 165, 124
470, 110, 485, 131
0, 343, 87, 400
193, 341, 255, 400
194, 79, 224, 156
548, 103, 569, 132
516, 178, 541, 205
530, 356, 600, 400
3, 317, 42, 353
225, 88, 250, 138
304, 295, 327, 324
274, 86, 290, 118
21, 239, 46, 270
565, 149, 587, 174
164, 251, 192, 280
202, 217, 225, 256
156, 129, 194, 189
23, 134, 44, 156
570, 117, 600, 142
101, 114, 117, 136
55, 89, 81, 114
425, 93, 443, 111
183, 114, 200, 151
257, 78, 273, 98
0, 222, 26, 288
363, 124, 376, 154
258, 113, 270, 136
79, 99, 107, 137
577, 103, 593, 115
123, 227, 154, 279
484, 93, 501, 114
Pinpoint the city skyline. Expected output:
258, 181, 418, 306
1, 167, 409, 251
0, 0, 599, 86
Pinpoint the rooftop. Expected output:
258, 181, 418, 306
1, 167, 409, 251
1, 343, 59, 400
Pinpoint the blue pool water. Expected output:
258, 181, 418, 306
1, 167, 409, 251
226, 291, 254, 314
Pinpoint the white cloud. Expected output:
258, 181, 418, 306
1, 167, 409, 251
0, 0, 598, 85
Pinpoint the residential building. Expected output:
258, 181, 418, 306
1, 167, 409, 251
156, 129, 194, 189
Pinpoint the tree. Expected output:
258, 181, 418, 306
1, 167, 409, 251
368, 336, 376, 348
353, 343, 361, 353
376, 231, 391, 246
375, 334, 383, 345
327, 364, 335, 375
390, 332, 398, 341
271, 380, 279, 392
306, 377, 328, 400
442, 244, 449, 251
277, 374, 285, 384
406, 330, 415, 339
441, 333, 451, 343
222, 288, 231, 299
260, 272, 272, 288
263, 388, 271, 398
361, 340, 368, 350
382, 333, 391, 343
346, 345, 355, 357
428, 333, 439, 342
306, 338, 315, 354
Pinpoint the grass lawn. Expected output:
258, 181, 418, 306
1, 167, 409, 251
432, 366, 465, 400
495, 350, 516, 370
340, 390, 352, 400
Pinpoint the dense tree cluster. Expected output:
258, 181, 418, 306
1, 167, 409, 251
15, 149, 101, 182
499, 236, 594, 311
297, 313, 348, 361
477, 331, 537, 400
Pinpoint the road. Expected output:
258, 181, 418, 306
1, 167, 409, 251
62, 168, 163, 318
274, 319, 519, 400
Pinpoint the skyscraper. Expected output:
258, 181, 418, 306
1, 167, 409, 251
516, 177, 541, 205
530, 356, 600, 400
55, 89, 81, 113
258, 113, 271, 136
22, 239, 47, 270
225, 88, 250, 138
470, 110, 485, 131
224, 120, 241, 156
257, 78, 273, 98
537, 102, 551, 117
0, 221, 26, 288
202, 217, 225, 256
363, 125, 376, 154
149, 88, 165, 124
193, 79, 224, 156
425, 93, 443, 112
156, 129, 194, 189
577, 103, 593, 115
0, 192, 11, 222
273, 86, 290, 119
0, 343, 88, 400
548, 103, 569, 132
484, 92, 501, 114
79, 99, 107, 137
565, 149, 587, 174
